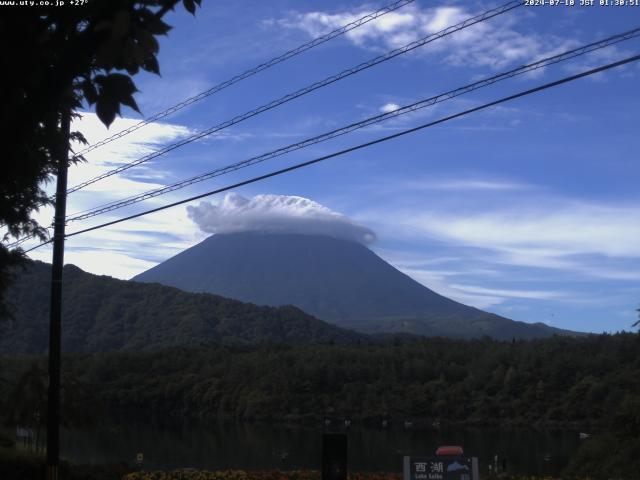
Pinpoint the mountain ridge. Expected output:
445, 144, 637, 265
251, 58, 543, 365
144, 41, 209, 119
0, 260, 365, 354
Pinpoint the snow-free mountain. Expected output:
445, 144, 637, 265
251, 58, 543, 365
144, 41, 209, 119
134, 232, 574, 340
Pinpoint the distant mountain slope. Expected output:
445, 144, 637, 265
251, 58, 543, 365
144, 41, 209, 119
133, 232, 575, 340
0, 261, 364, 354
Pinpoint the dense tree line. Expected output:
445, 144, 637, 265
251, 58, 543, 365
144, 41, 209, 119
2, 333, 639, 427
2, 334, 639, 478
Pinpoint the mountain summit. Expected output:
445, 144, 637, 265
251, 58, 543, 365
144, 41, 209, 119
133, 232, 572, 339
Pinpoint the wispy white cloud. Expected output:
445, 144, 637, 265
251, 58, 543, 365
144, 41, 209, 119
23, 112, 194, 227
375, 196, 640, 285
402, 178, 534, 191
386, 253, 566, 309
276, 7, 416, 47
408, 203, 640, 258
22, 113, 206, 279
276, 4, 579, 70
27, 205, 208, 280
59, 113, 195, 220
72, 112, 193, 166
448, 283, 565, 300
397, 266, 504, 309
65, 249, 157, 280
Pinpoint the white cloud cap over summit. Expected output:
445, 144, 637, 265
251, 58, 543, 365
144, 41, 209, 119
187, 193, 377, 245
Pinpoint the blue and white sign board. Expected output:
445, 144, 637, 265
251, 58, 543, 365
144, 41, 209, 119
403, 456, 479, 480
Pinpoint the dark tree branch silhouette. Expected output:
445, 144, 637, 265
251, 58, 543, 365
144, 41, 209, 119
0, 0, 203, 316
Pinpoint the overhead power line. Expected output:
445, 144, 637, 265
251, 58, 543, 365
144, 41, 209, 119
5, 233, 40, 249
74, 0, 417, 159
64, 27, 640, 223
1, 0, 521, 248
22, 52, 640, 254
63, 0, 522, 196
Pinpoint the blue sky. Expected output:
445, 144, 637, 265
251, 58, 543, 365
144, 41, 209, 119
22, 0, 640, 333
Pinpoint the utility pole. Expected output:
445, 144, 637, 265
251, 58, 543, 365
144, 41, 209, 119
47, 108, 71, 480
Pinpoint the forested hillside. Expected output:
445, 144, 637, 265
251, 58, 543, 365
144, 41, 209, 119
2, 334, 638, 427
0, 261, 364, 353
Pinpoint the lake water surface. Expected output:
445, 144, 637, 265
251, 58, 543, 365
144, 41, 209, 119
61, 423, 582, 476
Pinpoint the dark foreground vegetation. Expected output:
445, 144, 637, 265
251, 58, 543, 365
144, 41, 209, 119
1, 333, 639, 478
3, 334, 636, 426
1, 334, 638, 425
0, 446, 129, 480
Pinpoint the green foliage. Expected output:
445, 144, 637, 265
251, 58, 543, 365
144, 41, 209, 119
1, 333, 638, 478
0, 249, 25, 320
0, 446, 130, 480
0, 0, 202, 315
3, 363, 47, 431
1, 359, 102, 442
0, 261, 363, 353
564, 433, 640, 480
0, 433, 14, 449
2, 333, 638, 429
0, 447, 45, 480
